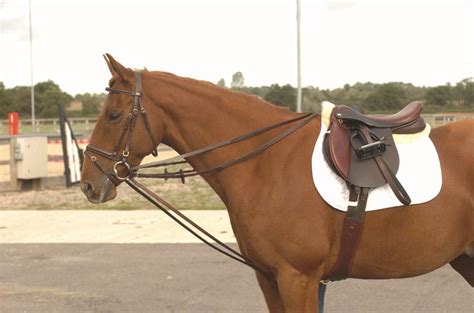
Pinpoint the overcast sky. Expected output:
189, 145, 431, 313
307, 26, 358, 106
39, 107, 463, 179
1, 0, 472, 95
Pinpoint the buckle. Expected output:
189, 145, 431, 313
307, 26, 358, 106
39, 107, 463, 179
356, 141, 386, 159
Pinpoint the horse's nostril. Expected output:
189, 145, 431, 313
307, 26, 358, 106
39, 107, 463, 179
82, 181, 94, 197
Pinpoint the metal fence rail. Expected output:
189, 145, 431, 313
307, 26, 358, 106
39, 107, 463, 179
0, 117, 97, 135
0, 114, 473, 136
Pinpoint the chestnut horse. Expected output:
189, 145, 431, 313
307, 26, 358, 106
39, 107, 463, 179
81, 54, 474, 312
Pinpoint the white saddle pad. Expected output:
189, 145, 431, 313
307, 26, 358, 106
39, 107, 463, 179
311, 102, 442, 212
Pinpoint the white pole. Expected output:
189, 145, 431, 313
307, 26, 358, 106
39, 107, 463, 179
29, 0, 36, 132
296, 0, 302, 112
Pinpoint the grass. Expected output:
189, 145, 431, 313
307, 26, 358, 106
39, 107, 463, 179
0, 171, 226, 211
0, 122, 95, 136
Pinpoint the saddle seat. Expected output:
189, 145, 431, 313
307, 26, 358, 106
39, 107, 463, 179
333, 101, 425, 134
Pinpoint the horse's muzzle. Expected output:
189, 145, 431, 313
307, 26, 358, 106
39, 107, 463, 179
81, 178, 117, 203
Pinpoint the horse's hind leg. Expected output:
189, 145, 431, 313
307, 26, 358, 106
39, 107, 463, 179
450, 253, 474, 287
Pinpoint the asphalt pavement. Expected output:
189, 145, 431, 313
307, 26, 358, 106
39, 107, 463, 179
1, 243, 472, 313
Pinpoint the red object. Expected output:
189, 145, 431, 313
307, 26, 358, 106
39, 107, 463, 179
7, 112, 19, 135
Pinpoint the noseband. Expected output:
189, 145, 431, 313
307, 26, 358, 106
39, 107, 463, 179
85, 70, 158, 183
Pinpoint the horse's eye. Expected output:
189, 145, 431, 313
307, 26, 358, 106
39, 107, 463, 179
108, 112, 122, 123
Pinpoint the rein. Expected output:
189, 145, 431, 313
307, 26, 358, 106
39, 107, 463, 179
85, 70, 318, 279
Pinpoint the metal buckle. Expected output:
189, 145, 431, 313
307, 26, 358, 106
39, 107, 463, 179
113, 160, 131, 181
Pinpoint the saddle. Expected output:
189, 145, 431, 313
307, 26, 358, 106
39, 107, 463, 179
322, 101, 426, 281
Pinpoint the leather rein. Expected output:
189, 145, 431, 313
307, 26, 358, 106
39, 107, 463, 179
85, 70, 318, 278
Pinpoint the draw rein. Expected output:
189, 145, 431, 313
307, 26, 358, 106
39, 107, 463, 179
85, 70, 317, 278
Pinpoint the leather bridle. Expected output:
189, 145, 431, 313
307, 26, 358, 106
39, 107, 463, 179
83, 69, 319, 279
85, 70, 158, 184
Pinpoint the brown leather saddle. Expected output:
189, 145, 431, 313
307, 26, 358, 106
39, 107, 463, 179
322, 101, 426, 281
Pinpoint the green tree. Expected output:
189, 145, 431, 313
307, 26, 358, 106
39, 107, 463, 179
217, 78, 226, 88
34, 80, 72, 117
426, 85, 451, 107
231, 72, 244, 88
75, 93, 105, 116
6, 86, 31, 117
0, 82, 11, 117
264, 84, 296, 111
454, 78, 474, 107
301, 86, 324, 112
365, 83, 407, 111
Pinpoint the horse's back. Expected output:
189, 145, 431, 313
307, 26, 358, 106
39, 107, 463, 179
430, 119, 474, 188
430, 119, 474, 146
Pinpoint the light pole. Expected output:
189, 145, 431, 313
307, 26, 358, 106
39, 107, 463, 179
29, 0, 35, 132
296, 0, 302, 112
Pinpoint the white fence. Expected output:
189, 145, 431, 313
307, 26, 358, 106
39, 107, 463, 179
420, 113, 474, 127
0, 117, 97, 135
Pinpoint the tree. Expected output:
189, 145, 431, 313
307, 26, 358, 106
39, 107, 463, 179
34, 80, 72, 117
264, 84, 296, 111
6, 86, 31, 117
426, 85, 451, 107
231, 72, 244, 88
0, 82, 11, 117
365, 83, 407, 111
454, 78, 474, 107
38, 88, 73, 117
75, 93, 106, 116
217, 78, 226, 88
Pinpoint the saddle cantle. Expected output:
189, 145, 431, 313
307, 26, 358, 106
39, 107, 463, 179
322, 101, 427, 282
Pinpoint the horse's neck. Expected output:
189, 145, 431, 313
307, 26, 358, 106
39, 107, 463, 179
147, 73, 292, 203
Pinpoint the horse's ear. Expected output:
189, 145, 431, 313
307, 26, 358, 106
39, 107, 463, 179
103, 53, 133, 81
103, 54, 115, 76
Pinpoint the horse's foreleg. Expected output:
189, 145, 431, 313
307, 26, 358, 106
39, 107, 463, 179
275, 268, 320, 313
256, 272, 285, 313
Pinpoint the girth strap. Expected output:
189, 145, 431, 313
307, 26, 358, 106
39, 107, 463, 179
324, 186, 368, 281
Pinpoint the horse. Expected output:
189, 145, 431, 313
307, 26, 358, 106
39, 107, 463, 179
80, 54, 474, 312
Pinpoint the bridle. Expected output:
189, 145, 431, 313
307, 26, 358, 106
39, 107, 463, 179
85, 70, 158, 184
83, 69, 319, 279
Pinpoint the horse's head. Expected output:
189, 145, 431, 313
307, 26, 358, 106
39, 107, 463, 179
80, 54, 162, 203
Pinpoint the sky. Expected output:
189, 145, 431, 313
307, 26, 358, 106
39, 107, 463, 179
1, 0, 473, 95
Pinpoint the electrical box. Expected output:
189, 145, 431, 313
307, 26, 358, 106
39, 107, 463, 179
15, 137, 48, 179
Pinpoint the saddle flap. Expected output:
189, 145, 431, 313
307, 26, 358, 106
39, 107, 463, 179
324, 108, 400, 188
325, 114, 351, 179
347, 127, 399, 187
